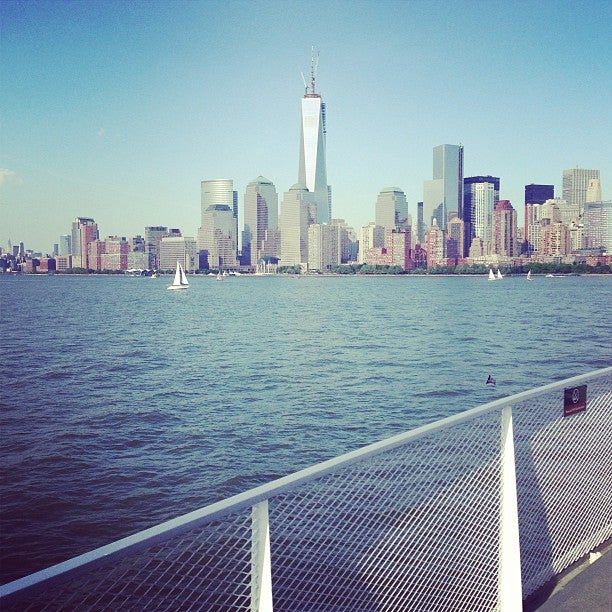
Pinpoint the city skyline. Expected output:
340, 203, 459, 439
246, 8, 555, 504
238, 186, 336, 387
1, 0, 610, 253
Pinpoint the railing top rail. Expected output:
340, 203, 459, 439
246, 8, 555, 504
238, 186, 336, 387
2, 365, 610, 598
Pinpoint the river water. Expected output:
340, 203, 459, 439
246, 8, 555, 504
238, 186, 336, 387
0, 273, 610, 583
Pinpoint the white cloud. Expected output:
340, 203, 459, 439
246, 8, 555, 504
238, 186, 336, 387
0, 168, 21, 187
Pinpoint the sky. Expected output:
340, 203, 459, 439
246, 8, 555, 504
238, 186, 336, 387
1, 0, 611, 253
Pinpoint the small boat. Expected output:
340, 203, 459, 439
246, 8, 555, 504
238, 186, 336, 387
527, 270, 533, 281
216, 271, 224, 281
167, 261, 189, 290
488, 268, 496, 281
497, 269, 503, 280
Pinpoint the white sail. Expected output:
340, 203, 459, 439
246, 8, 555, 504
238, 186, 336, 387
527, 270, 532, 281
168, 261, 189, 290
497, 269, 503, 280
488, 269, 496, 281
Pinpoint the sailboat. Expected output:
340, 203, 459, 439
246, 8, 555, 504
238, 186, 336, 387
167, 261, 189, 290
497, 269, 503, 280
527, 270, 534, 281
488, 268, 496, 281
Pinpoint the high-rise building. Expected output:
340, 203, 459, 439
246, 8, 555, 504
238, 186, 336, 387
463, 177, 499, 251
541, 223, 571, 257
279, 184, 315, 267
159, 236, 197, 272
525, 184, 554, 205
583, 201, 612, 251
423, 220, 446, 268
243, 176, 278, 266
359, 223, 385, 264
562, 168, 600, 216
59, 235, 71, 256
308, 223, 339, 272
423, 144, 463, 233
70, 217, 98, 269
416, 202, 424, 244
198, 179, 236, 255
298, 51, 330, 224
145, 226, 168, 269
492, 200, 517, 256
447, 216, 465, 261
375, 187, 408, 233
200, 205, 238, 269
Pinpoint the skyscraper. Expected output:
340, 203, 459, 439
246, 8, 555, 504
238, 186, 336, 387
562, 168, 600, 215
492, 200, 517, 256
70, 217, 98, 269
423, 144, 463, 232
375, 187, 408, 233
243, 176, 278, 266
583, 201, 612, 251
198, 179, 237, 259
279, 184, 315, 267
463, 176, 499, 254
298, 50, 330, 224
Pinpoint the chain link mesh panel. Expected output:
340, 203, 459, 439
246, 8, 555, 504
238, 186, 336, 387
513, 371, 612, 597
5, 508, 253, 611
2, 369, 610, 610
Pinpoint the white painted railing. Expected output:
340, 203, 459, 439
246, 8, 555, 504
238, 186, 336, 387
2, 367, 611, 611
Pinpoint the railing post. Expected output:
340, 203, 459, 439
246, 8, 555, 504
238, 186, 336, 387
251, 500, 273, 611
498, 405, 522, 611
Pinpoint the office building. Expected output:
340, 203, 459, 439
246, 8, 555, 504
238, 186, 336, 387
199, 180, 237, 256
359, 223, 385, 264
492, 200, 517, 257
71, 217, 98, 269
308, 223, 339, 272
541, 223, 571, 257
423, 144, 463, 232
200, 205, 238, 269
586, 179, 602, 203
243, 176, 278, 266
562, 168, 600, 215
583, 201, 612, 251
159, 236, 197, 272
58, 235, 71, 256
298, 52, 330, 224
447, 216, 465, 262
279, 184, 315, 267
375, 187, 408, 233
145, 226, 168, 269
463, 177, 499, 251
423, 220, 445, 268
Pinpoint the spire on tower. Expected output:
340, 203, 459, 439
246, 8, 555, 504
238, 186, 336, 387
301, 47, 320, 96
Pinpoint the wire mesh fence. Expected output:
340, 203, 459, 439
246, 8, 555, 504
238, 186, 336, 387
2, 367, 610, 611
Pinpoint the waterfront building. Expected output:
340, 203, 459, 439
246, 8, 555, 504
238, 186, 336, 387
492, 200, 517, 257
423, 220, 446, 268
70, 217, 98, 269
388, 228, 412, 270
562, 168, 600, 216
586, 179, 602, 203
359, 223, 385, 264
101, 236, 130, 271
59, 235, 71, 256
583, 201, 612, 252
200, 204, 238, 269
198, 180, 237, 257
375, 187, 408, 234
159, 236, 197, 272
308, 223, 339, 272
298, 51, 330, 224
243, 176, 278, 266
55, 255, 72, 271
145, 226, 169, 269
279, 184, 315, 267
463, 176, 499, 256
88, 239, 106, 271
423, 144, 463, 234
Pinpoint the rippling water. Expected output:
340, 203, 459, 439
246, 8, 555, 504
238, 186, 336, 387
1, 273, 610, 583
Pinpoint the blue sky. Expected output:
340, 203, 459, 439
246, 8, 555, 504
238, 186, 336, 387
1, 0, 610, 253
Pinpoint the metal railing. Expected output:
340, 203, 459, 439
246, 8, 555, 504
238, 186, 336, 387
2, 367, 611, 610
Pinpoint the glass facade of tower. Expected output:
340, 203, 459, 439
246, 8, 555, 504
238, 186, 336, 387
243, 177, 278, 266
298, 95, 330, 224
375, 188, 408, 233
562, 168, 600, 215
463, 176, 499, 255
423, 144, 464, 236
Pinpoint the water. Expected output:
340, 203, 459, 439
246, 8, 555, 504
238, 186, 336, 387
1, 273, 610, 584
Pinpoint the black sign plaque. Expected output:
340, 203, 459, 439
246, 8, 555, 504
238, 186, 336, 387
564, 384, 587, 417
